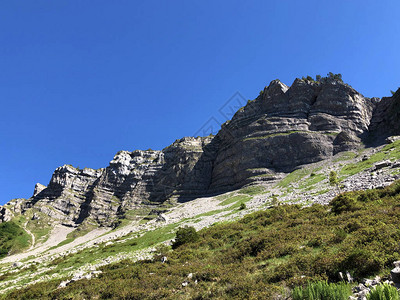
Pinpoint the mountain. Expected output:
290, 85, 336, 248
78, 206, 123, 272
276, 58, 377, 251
1, 75, 395, 228
1, 74, 400, 298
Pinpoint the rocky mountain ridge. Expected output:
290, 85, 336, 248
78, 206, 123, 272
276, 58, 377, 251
1, 76, 399, 229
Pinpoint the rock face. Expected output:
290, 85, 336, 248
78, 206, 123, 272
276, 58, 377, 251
210, 78, 377, 189
2, 137, 216, 226
369, 88, 400, 141
1, 76, 393, 227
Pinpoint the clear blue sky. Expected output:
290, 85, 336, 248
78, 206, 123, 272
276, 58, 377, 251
1, 1, 399, 204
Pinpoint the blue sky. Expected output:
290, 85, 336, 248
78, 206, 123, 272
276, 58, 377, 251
1, 1, 399, 204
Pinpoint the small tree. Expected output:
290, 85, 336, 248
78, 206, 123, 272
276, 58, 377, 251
329, 171, 340, 194
172, 226, 199, 249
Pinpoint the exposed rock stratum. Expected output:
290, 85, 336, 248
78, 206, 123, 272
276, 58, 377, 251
1, 77, 398, 228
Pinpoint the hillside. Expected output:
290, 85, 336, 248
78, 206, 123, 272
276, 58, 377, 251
3, 181, 400, 299
1, 75, 400, 298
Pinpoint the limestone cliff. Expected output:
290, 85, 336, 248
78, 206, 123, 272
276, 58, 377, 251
210, 78, 378, 189
369, 88, 400, 141
1, 76, 395, 228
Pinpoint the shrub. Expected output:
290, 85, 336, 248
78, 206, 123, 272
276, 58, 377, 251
172, 226, 199, 249
367, 283, 399, 300
357, 190, 380, 202
330, 194, 358, 214
341, 248, 382, 277
239, 203, 246, 210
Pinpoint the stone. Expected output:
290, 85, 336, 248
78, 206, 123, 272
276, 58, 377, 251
0, 207, 13, 223
12, 262, 23, 268
374, 160, 392, 170
391, 262, 400, 283
58, 280, 70, 288
386, 136, 400, 144
346, 271, 354, 283
33, 183, 47, 197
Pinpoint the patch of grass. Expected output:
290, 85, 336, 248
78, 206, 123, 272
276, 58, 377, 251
277, 168, 311, 188
48, 238, 75, 250
340, 140, 400, 176
292, 281, 352, 300
333, 151, 358, 162
367, 283, 400, 300
243, 130, 303, 141
24, 210, 54, 242
239, 185, 266, 195
219, 195, 251, 206
300, 173, 326, 189
310, 189, 330, 196
0, 221, 31, 258
66, 222, 97, 240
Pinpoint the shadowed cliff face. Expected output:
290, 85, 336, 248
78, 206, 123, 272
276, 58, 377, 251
1, 77, 389, 227
369, 88, 400, 142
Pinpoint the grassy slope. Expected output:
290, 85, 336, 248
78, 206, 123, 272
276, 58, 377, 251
5, 180, 400, 300
0, 221, 30, 258
340, 140, 400, 176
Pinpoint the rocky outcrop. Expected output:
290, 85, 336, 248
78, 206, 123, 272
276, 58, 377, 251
369, 88, 400, 141
1, 76, 393, 228
1, 137, 216, 227
210, 78, 378, 189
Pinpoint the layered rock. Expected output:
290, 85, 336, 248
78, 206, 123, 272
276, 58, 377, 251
2, 137, 216, 226
369, 88, 400, 141
1, 76, 391, 227
210, 78, 378, 189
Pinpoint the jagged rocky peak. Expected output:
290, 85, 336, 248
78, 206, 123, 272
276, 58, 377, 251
109, 150, 163, 176
33, 183, 46, 197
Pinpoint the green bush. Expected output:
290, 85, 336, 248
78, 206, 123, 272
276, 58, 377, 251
172, 226, 199, 249
330, 193, 358, 214
367, 283, 399, 300
341, 248, 382, 277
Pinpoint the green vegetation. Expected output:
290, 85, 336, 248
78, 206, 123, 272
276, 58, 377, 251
239, 185, 266, 195
330, 193, 358, 214
0, 221, 30, 258
333, 151, 358, 162
277, 167, 311, 188
300, 172, 326, 189
243, 130, 303, 141
367, 283, 400, 300
219, 195, 251, 206
292, 281, 352, 300
340, 140, 400, 176
67, 222, 97, 239
302, 72, 343, 83
6, 180, 400, 299
391, 87, 399, 96
172, 226, 199, 249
